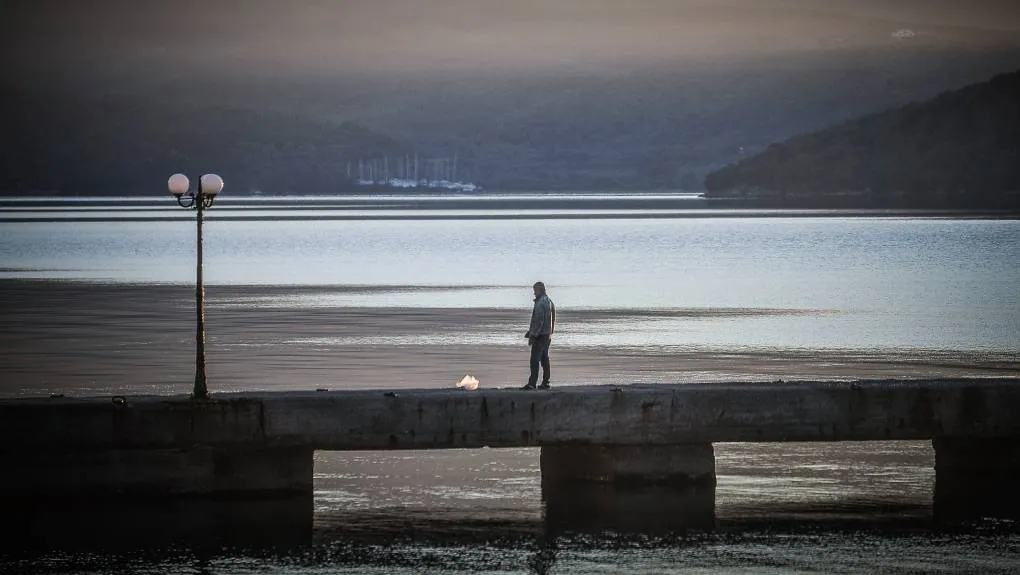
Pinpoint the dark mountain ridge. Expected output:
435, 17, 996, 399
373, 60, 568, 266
0, 90, 407, 195
703, 69, 1020, 209
2, 43, 1019, 196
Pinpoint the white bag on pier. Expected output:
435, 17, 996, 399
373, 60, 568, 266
456, 374, 479, 391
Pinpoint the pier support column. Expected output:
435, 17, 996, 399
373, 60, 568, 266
541, 444, 715, 485
933, 438, 1020, 520
1, 446, 314, 502
540, 444, 715, 532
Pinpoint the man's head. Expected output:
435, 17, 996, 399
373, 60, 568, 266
533, 281, 546, 297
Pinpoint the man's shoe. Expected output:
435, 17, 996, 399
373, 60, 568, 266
538, 382, 550, 389
521, 383, 537, 390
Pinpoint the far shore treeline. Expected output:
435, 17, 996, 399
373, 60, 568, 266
704, 69, 1020, 210
1, 65, 1018, 210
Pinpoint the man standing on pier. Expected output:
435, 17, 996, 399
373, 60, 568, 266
523, 281, 555, 390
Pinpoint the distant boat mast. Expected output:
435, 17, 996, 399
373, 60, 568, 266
350, 152, 482, 192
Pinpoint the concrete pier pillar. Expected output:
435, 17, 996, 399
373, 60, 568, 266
540, 444, 716, 486
540, 444, 716, 532
1, 446, 314, 501
933, 438, 1020, 520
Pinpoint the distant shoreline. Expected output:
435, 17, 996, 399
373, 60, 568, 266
1, 193, 1017, 222
4, 212, 1017, 224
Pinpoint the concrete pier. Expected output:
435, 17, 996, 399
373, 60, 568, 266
540, 443, 716, 532
540, 444, 715, 486
1, 378, 1019, 520
3, 446, 313, 501
8, 379, 1019, 451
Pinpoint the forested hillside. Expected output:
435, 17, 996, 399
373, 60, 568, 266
704, 70, 1020, 208
2, 48, 1019, 197
0, 90, 406, 195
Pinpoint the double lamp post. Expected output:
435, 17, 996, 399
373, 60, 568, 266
168, 172, 224, 400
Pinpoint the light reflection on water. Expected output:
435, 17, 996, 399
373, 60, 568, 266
2, 213, 1016, 351
309, 442, 935, 525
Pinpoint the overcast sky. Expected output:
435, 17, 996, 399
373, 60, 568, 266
5, 0, 1020, 81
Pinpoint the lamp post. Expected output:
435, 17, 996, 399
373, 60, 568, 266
168, 172, 224, 400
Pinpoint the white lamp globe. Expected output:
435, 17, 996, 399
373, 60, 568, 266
200, 174, 224, 196
168, 173, 190, 196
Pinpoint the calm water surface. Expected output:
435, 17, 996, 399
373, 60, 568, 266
2, 196, 1018, 574
3, 197, 1018, 352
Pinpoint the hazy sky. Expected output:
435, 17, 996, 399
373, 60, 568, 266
5, 0, 1020, 80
